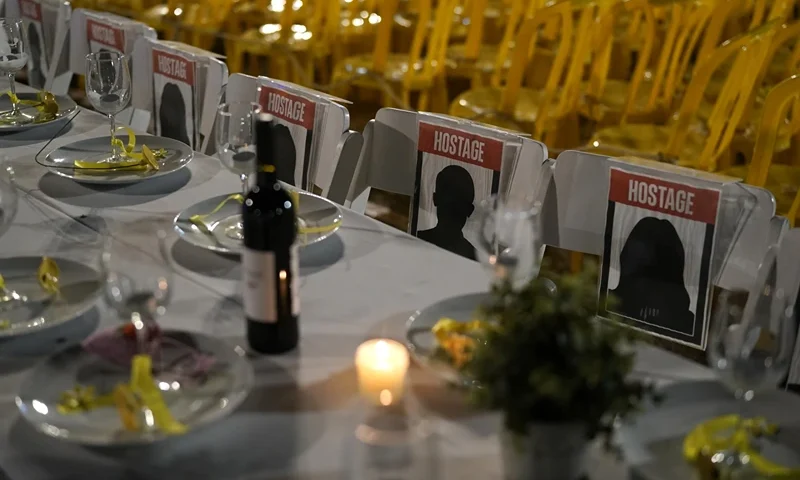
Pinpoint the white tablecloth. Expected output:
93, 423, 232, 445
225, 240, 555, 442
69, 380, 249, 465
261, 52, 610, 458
0, 81, 795, 479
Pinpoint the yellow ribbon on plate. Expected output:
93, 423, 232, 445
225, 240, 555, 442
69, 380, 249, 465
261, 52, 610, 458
684, 415, 800, 478
56, 355, 187, 436
0, 90, 59, 124
73, 127, 167, 172
37, 256, 60, 297
189, 189, 341, 237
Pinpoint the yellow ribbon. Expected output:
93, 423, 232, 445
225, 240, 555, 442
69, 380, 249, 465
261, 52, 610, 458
0, 90, 59, 124
57, 354, 187, 436
37, 257, 60, 297
73, 127, 167, 172
684, 415, 800, 478
189, 190, 341, 238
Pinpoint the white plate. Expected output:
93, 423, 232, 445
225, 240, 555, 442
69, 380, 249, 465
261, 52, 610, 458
0, 93, 77, 132
0, 256, 101, 338
43, 134, 193, 185
173, 189, 343, 255
405, 292, 487, 386
16, 329, 254, 446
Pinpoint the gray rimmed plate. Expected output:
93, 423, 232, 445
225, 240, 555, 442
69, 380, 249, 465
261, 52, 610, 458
173, 189, 343, 255
16, 329, 254, 446
0, 92, 77, 132
405, 292, 487, 386
44, 135, 193, 185
0, 256, 101, 338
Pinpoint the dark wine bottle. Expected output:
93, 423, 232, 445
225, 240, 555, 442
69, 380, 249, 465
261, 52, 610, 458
242, 113, 299, 354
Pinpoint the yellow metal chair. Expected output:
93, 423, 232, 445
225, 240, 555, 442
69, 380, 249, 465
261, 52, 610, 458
586, 21, 781, 171
331, 0, 457, 112
583, 0, 714, 128
725, 75, 800, 226
227, 0, 337, 83
445, 0, 544, 88
449, 0, 597, 148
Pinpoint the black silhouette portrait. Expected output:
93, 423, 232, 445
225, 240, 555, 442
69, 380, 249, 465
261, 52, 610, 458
272, 122, 296, 186
610, 217, 695, 334
158, 82, 191, 146
418, 165, 477, 260
27, 23, 44, 87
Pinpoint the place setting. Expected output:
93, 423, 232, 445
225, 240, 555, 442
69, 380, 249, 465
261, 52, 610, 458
34, 51, 193, 186
173, 101, 343, 256
11, 232, 253, 447
0, 19, 77, 134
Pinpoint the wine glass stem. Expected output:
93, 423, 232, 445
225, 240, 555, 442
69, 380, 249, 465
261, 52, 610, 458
7, 74, 19, 115
109, 114, 119, 160
241, 174, 248, 196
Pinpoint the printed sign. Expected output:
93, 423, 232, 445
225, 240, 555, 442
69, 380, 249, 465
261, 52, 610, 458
20, 0, 46, 88
410, 122, 503, 261
152, 47, 195, 148
258, 86, 316, 189
86, 17, 125, 54
598, 168, 721, 349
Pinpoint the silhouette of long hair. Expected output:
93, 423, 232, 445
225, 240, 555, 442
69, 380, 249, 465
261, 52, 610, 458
271, 122, 296, 186
158, 82, 191, 146
611, 216, 694, 332
27, 23, 44, 87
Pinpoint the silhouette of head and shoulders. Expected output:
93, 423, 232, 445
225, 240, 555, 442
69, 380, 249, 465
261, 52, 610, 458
159, 82, 191, 146
27, 24, 44, 87
610, 216, 695, 334
417, 165, 477, 260
271, 122, 296, 186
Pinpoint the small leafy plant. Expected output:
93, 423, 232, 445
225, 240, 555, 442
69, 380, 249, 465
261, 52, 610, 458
462, 262, 658, 446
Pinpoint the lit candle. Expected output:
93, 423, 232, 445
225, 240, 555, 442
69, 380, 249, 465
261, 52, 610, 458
355, 339, 410, 407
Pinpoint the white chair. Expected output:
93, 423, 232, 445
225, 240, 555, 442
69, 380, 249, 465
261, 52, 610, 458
345, 108, 549, 261
131, 37, 227, 154
225, 73, 357, 200
69, 8, 156, 130
7, 0, 72, 95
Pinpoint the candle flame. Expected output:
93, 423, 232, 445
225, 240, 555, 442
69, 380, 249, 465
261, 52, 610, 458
379, 389, 393, 406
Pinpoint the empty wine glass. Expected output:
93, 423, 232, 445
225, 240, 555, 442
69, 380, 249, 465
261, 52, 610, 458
0, 19, 33, 125
0, 157, 17, 239
707, 245, 796, 474
85, 51, 131, 162
100, 231, 172, 328
475, 195, 542, 288
216, 101, 261, 240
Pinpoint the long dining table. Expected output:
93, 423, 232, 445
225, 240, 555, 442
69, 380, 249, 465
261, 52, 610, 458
0, 81, 798, 480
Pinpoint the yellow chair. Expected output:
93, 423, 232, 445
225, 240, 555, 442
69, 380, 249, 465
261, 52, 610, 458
586, 21, 781, 171
331, 0, 458, 112
725, 75, 800, 226
583, 0, 714, 128
449, 0, 597, 148
227, 0, 337, 84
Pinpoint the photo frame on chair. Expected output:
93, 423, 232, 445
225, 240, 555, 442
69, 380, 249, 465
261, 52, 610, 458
131, 37, 228, 154
11, 0, 72, 95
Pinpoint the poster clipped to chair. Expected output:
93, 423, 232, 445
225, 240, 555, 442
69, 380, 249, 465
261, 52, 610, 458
151, 47, 196, 149
86, 16, 125, 55
598, 167, 722, 349
410, 121, 502, 261
258, 86, 315, 189
19, 0, 46, 88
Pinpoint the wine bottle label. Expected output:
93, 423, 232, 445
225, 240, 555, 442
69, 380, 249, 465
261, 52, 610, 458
242, 246, 300, 322
242, 248, 277, 323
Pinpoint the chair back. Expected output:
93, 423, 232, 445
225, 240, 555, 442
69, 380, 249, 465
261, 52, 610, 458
666, 20, 781, 171
489, 0, 546, 88
463, 0, 489, 61
746, 75, 800, 226
586, 0, 657, 123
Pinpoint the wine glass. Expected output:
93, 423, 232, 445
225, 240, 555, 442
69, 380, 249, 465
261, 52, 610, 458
707, 245, 796, 474
475, 195, 542, 288
85, 51, 131, 162
216, 101, 261, 240
0, 19, 33, 125
100, 231, 172, 330
0, 157, 17, 239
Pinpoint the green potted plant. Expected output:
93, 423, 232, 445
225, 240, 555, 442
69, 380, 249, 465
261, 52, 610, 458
462, 263, 658, 480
